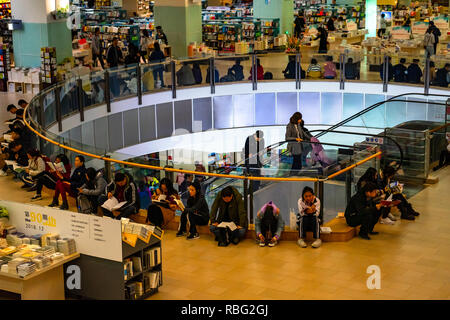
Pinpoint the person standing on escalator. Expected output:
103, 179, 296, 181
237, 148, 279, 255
244, 130, 265, 192
286, 112, 305, 175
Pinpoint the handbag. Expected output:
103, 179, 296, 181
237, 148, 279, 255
77, 194, 93, 214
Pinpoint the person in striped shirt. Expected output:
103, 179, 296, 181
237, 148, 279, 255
307, 59, 322, 79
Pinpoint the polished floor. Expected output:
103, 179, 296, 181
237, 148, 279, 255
0, 166, 449, 300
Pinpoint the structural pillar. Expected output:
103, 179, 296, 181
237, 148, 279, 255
366, 0, 377, 38
253, 0, 294, 36
154, 0, 202, 58
11, 0, 73, 68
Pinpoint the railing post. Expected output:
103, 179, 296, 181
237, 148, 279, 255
137, 63, 142, 105
252, 54, 257, 91
424, 130, 431, 179
209, 57, 215, 94
54, 86, 62, 132
382, 55, 388, 93
243, 169, 249, 222
104, 155, 112, 183
295, 53, 301, 90
104, 70, 111, 113
339, 53, 345, 90
249, 178, 254, 224
345, 170, 352, 207
38, 94, 45, 152
77, 78, 84, 122
171, 60, 176, 99
318, 179, 324, 225
424, 57, 430, 95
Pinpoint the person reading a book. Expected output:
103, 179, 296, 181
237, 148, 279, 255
148, 177, 180, 227
356, 167, 396, 225
3, 105, 18, 134
380, 166, 419, 221
0, 141, 28, 177
17, 149, 45, 189
297, 187, 322, 248
176, 181, 209, 240
31, 154, 71, 201
77, 168, 107, 214
49, 155, 86, 210
209, 186, 247, 247
255, 201, 284, 247
345, 182, 384, 240
99, 172, 139, 219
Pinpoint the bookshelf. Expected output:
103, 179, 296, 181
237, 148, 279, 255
0, 1, 11, 20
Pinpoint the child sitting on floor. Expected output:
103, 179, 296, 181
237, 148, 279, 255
297, 186, 322, 248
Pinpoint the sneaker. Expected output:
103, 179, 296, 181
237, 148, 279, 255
259, 240, 266, 247
380, 217, 395, 225
311, 239, 322, 248
369, 231, 379, 235
268, 239, 277, 247
297, 239, 307, 248
410, 210, 420, 217
31, 194, 42, 201
176, 230, 186, 237
48, 199, 59, 207
21, 184, 30, 189
28, 185, 37, 192
0, 170, 7, 177
401, 214, 415, 221
186, 233, 199, 240
387, 213, 397, 221
59, 202, 69, 210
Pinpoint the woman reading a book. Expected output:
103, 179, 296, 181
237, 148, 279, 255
147, 177, 181, 227
31, 154, 71, 202
49, 155, 87, 210
176, 181, 209, 240
297, 187, 322, 248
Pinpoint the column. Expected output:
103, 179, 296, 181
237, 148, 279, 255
366, 0, 377, 38
253, 0, 294, 35
153, 0, 202, 58
11, 0, 73, 68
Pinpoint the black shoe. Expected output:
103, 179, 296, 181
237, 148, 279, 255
231, 236, 240, 245
48, 199, 59, 207
21, 184, 30, 189
358, 233, 371, 240
410, 210, 420, 216
401, 214, 415, 221
176, 230, 186, 237
218, 241, 229, 247
187, 233, 199, 240
369, 231, 379, 235
31, 194, 42, 201
59, 202, 69, 210
28, 185, 37, 192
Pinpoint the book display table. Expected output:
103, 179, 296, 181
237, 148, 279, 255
0, 253, 80, 300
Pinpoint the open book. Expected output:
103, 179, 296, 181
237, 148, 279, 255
381, 194, 401, 207
217, 221, 237, 231
47, 162, 66, 173
101, 197, 127, 212
5, 160, 26, 172
3, 134, 13, 142
174, 199, 185, 211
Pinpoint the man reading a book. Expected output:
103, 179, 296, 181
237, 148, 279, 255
99, 172, 139, 219
345, 182, 384, 240
210, 186, 248, 247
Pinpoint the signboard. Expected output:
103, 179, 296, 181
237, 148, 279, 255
366, 137, 384, 144
412, 21, 428, 34
391, 26, 411, 40
346, 19, 358, 31
432, 16, 449, 32
0, 200, 122, 262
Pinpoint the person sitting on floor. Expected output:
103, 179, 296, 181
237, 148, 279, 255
49, 155, 87, 210
99, 172, 139, 219
255, 201, 284, 247
345, 182, 383, 240
306, 58, 322, 79
380, 165, 419, 221
248, 58, 264, 81
407, 59, 423, 83
31, 154, 71, 201
210, 186, 247, 247
379, 56, 394, 81
323, 56, 337, 79
18, 149, 45, 189
18, 99, 28, 109
297, 186, 322, 248
176, 62, 196, 86
345, 58, 359, 80
147, 177, 180, 228
433, 63, 450, 87
229, 59, 244, 81
77, 167, 107, 214
393, 58, 407, 82
0, 141, 28, 177
283, 56, 296, 79
176, 180, 209, 240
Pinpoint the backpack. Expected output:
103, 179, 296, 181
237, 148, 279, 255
77, 194, 93, 214
146, 204, 164, 228
263, 72, 273, 80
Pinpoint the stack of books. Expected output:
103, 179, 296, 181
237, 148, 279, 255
125, 283, 136, 300
32, 256, 51, 269
123, 258, 134, 281
6, 234, 22, 246
0, 246, 17, 256
57, 238, 77, 256
143, 270, 162, 291
143, 247, 161, 268
48, 252, 64, 262
8, 257, 26, 275
37, 246, 55, 256
17, 262, 36, 277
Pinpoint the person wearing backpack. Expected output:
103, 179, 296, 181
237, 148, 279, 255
429, 21, 441, 55
77, 168, 107, 214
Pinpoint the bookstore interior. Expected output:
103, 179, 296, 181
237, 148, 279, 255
0, 0, 449, 302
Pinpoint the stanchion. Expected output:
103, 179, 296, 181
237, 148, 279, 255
104, 70, 111, 113
339, 53, 345, 90
424, 57, 430, 95
382, 55, 389, 93
296, 53, 301, 90
137, 64, 142, 105
252, 54, 257, 91
77, 78, 84, 122
171, 61, 177, 99
54, 86, 62, 132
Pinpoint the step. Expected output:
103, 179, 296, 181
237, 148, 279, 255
132, 210, 356, 242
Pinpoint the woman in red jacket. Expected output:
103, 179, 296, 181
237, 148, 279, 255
248, 58, 264, 80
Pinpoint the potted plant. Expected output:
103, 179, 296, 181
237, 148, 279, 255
285, 35, 301, 53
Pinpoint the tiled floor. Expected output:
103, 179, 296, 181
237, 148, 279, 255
2, 166, 448, 300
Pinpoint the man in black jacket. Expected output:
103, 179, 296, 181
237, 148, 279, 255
393, 58, 407, 82
429, 21, 441, 55
407, 59, 422, 83
345, 182, 383, 240
0, 141, 28, 177
210, 186, 247, 246
99, 172, 139, 219
433, 63, 449, 87
244, 130, 265, 191
106, 37, 123, 68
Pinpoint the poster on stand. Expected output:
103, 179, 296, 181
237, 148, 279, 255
0, 200, 122, 262
412, 21, 428, 34
391, 26, 411, 40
